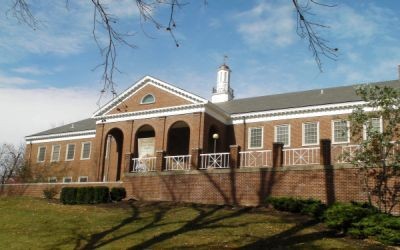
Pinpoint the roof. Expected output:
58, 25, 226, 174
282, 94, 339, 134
27, 118, 96, 137
215, 80, 400, 114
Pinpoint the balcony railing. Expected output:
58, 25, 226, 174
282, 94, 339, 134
283, 147, 320, 166
331, 144, 361, 163
200, 153, 230, 169
165, 155, 191, 171
131, 157, 157, 172
212, 87, 234, 98
240, 150, 272, 167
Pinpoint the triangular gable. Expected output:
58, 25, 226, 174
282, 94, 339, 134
93, 76, 208, 117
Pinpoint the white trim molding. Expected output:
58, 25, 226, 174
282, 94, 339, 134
26, 130, 96, 144
93, 76, 208, 117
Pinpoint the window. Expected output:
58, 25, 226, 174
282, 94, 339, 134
48, 177, 57, 183
37, 146, 46, 162
81, 142, 91, 160
79, 176, 88, 183
303, 122, 319, 146
332, 120, 350, 143
363, 118, 382, 139
140, 94, 155, 104
63, 177, 72, 183
51, 145, 61, 162
65, 144, 75, 161
248, 127, 263, 149
275, 125, 290, 146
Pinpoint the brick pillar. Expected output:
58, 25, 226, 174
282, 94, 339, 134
320, 139, 332, 166
272, 142, 284, 168
156, 150, 165, 171
229, 145, 240, 169
191, 148, 202, 169
124, 153, 133, 172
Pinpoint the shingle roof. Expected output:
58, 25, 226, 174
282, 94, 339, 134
26, 118, 96, 137
215, 80, 400, 114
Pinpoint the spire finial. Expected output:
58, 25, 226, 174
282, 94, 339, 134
223, 55, 228, 65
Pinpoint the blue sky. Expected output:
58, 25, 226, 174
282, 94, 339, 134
1, 0, 400, 144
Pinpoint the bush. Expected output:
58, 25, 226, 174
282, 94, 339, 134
60, 186, 110, 205
93, 186, 110, 204
266, 197, 326, 220
349, 214, 400, 245
60, 187, 77, 205
324, 202, 376, 233
43, 186, 58, 200
110, 187, 126, 202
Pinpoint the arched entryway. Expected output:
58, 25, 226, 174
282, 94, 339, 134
135, 125, 156, 158
167, 121, 190, 155
102, 128, 124, 181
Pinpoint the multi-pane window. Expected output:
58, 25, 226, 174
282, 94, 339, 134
63, 177, 72, 183
79, 176, 88, 183
51, 145, 61, 162
333, 120, 349, 143
364, 118, 382, 139
48, 177, 57, 183
141, 94, 155, 104
81, 142, 91, 160
303, 122, 319, 145
248, 127, 263, 149
275, 125, 290, 146
65, 144, 75, 161
37, 146, 46, 162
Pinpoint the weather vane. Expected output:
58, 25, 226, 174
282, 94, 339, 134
223, 55, 228, 65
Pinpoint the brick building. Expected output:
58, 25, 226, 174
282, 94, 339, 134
22, 64, 400, 207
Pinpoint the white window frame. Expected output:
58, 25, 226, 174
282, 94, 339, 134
80, 142, 92, 160
274, 124, 291, 147
37, 146, 46, 163
332, 120, 350, 144
65, 144, 76, 161
363, 117, 383, 140
140, 93, 155, 104
302, 122, 320, 146
247, 126, 264, 150
79, 176, 88, 183
48, 177, 57, 183
50, 144, 61, 162
63, 177, 72, 183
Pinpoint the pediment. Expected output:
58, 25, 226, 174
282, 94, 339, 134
93, 76, 208, 117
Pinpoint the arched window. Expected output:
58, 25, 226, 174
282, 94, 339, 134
140, 94, 155, 104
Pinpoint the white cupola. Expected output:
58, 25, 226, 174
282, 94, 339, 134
211, 63, 234, 103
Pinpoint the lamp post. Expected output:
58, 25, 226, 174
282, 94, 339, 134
212, 133, 219, 153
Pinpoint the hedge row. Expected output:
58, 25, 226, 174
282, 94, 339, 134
265, 197, 399, 246
60, 186, 126, 205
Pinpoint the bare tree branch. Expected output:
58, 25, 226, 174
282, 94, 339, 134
6, 0, 39, 29
293, 0, 338, 71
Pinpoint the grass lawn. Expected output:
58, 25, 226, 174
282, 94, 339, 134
0, 197, 391, 249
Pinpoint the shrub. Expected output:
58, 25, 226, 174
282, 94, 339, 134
324, 202, 376, 233
76, 187, 95, 204
266, 197, 326, 220
110, 187, 126, 202
60, 187, 77, 204
43, 186, 58, 200
349, 214, 400, 245
93, 186, 110, 204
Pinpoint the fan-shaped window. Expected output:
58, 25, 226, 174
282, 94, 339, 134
140, 94, 155, 104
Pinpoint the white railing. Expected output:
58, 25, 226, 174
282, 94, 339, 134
283, 147, 320, 166
131, 157, 157, 172
165, 155, 191, 171
240, 150, 272, 167
200, 153, 230, 169
331, 144, 361, 163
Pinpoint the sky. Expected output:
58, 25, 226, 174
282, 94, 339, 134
1, 0, 400, 145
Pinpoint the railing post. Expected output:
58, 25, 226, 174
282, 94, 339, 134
229, 145, 240, 169
272, 142, 284, 167
320, 139, 331, 166
124, 153, 133, 172
191, 148, 202, 170
156, 150, 165, 171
